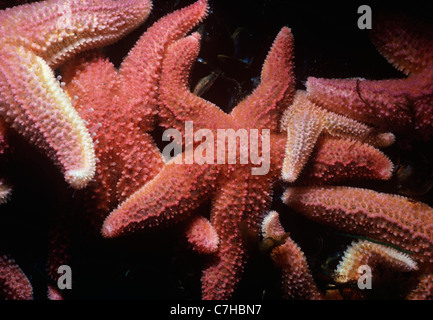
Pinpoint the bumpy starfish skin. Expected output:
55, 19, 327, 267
407, 273, 433, 300
62, 52, 164, 224
61, 0, 208, 224
306, 14, 433, 140
262, 211, 323, 300
0, 0, 152, 188
334, 239, 418, 284
186, 216, 219, 254
103, 28, 295, 300
283, 186, 433, 267
280, 91, 394, 182
45, 0, 209, 292
102, 23, 408, 298
369, 13, 433, 75
119, 0, 208, 131
0, 254, 33, 300
297, 136, 393, 184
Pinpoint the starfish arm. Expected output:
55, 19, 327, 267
230, 27, 295, 130
298, 136, 393, 184
1, 0, 152, 68
47, 285, 64, 300
102, 158, 220, 238
306, 76, 413, 132
407, 273, 433, 300
262, 211, 286, 240
159, 33, 232, 133
63, 52, 122, 214
334, 239, 418, 284
282, 186, 433, 266
185, 216, 219, 254
271, 236, 323, 300
0, 254, 33, 300
280, 91, 394, 182
202, 171, 273, 300
116, 132, 164, 203
412, 68, 433, 140
369, 13, 433, 75
0, 47, 95, 188
119, 0, 208, 130
281, 103, 323, 182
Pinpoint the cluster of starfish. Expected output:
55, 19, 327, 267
0, 0, 432, 300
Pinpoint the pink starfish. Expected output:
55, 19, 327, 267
101, 26, 395, 299
0, 0, 152, 189
46, 0, 209, 297
306, 13, 433, 141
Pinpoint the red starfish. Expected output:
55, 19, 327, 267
102, 26, 396, 299
306, 14, 433, 141
282, 186, 433, 299
0, 254, 33, 300
261, 211, 323, 300
45, 0, 209, 296
102, 28, 295, 300
0, 0, 153, 189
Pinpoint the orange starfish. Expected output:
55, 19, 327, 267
306, 13, 433, 141
0, 0, 152, 189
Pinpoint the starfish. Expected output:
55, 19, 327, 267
295, 135, 393, 185
101, 27, 295, 300
407, 273, 433, 300
282, 186, 433, 299
306, 13, 433, 141
280, 90, 394, 182
0, 0, 152, 189
333, 239, 418, 285
261, 211, 323, 300
283, 186, 433, 266
101, 23, 395, 299
45, 0, 209, 295
0, 254, 33, 300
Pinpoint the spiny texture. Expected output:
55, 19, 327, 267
103, 27, 295, 300
119, 0, 209, 130
186, 216, 219, 254
271, 238, 323, 300
47, 0, 209, 290
282, 186, 433, 267
280, 90, 394, 182
262, 211, 323, 300
407, 273, 433, 300
334, 239, 418, 284
297, 136, 393, 184
0, 254, 33, 300
306, 14, 433, 140
0, 0, 152, 188
261, 211, 286, 240
62, 52, 164, 225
